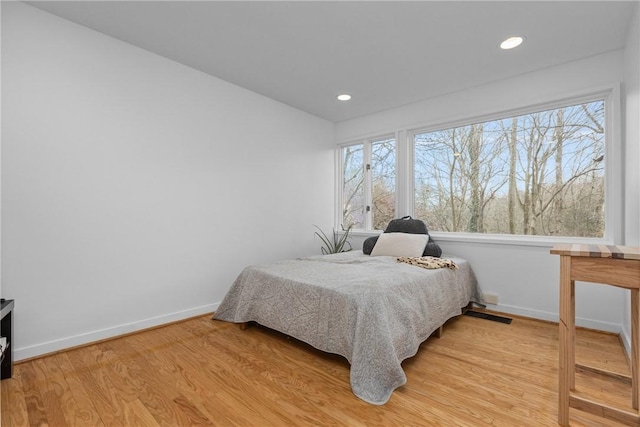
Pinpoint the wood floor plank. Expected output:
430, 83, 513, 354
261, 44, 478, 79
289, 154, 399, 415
172, 395, 215, 427
1, 365, 29, 427
121, 397, 161, 427
176, 320, 353, 425
98, 338, 199, 426
133, 321, 306, 426
2, 313, 636, 426
16, 361, 50, 426
48, 353, 106, 427
36, 360, 71, 426
127, 328, 274, 426
123, 329, 254, 426
159, 328, 301, 425
64, 345, 140, 425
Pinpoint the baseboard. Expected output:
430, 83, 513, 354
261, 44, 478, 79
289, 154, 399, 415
620, 324, 632, 360
484, 303, 623, 334
14, 303, 219, 361
485, 303, 631, 364
15, 301, 628, 362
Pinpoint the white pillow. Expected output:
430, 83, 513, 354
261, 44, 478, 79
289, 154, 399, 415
370, 232, 429, 257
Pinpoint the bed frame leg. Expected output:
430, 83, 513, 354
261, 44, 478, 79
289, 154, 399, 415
434, 325, 444, 338
238, 321, 258, 330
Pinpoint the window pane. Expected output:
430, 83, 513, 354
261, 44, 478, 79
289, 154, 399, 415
342, 144, 364, 228
371, 138, 396, 230
414, 100, 605, 237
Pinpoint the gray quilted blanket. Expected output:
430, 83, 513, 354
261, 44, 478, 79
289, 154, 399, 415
213, 251, 483, 404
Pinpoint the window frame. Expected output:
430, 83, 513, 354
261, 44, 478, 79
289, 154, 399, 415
336, 85, 622, 246
337, 133, 399, 232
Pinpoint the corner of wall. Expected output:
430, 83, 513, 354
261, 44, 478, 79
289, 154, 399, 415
620, 1, 640, 360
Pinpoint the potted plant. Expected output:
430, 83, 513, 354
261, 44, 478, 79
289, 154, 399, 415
313, 224, 353, 255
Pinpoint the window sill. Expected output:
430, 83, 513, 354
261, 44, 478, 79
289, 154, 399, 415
430, 232, 612, 248
346, 230, 612, 248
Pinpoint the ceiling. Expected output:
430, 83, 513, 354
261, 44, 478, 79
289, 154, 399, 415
26, 1, 637, 123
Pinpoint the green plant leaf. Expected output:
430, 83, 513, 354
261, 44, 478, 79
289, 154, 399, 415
313, 224, 353, 254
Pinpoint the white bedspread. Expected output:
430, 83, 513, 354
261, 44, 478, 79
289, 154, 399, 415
213, 250, 483, 404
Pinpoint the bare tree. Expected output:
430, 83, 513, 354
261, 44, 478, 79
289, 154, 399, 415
508, 118, 518, 234
371, 139, 396, 229
348, 101, 604, 238
342, 145, 364, 228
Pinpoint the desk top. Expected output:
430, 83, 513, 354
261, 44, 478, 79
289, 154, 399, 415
551, 244, 640, 260
0, 300, 13, 320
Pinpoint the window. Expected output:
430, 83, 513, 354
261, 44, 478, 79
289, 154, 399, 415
341, 136, 396, 230
413, 100, 606, 238
342, 144, 365, 228
336, 89, 619, 243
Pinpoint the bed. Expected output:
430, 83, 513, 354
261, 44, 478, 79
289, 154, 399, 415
213, 250, 483, 405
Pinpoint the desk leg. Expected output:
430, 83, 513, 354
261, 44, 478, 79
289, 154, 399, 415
559, 255, 575, 426
632, 289, 639, 410
0, 308, 12, 380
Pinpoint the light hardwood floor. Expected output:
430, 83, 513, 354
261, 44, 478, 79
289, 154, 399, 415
0, 312, 634, 426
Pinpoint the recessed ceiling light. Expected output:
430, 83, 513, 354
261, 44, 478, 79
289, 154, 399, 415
337, 94, 352, 101
500, 36, 524, 50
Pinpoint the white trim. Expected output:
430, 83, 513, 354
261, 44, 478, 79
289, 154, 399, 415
349, 229, 613, 248
604, 84, 623, 244
336, 83, 622, 242
395, 130, 408, 218
14, 303, 219, 361
404, 84, 620, 138
363, 140, 372, 230
336, 134, 399, 231
489, 302, 622, 334
402, 130, 415, 218
336, 141, 364, 229
336, 130, 398, 147
430, 231, 613, 247
370, 133, 398, 229
621, 323, 632, 359
334, 147, 344, 229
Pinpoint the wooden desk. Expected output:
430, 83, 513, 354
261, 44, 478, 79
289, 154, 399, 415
551, 244, 640, 426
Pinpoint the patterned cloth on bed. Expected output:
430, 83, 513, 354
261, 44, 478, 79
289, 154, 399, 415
213, 250, 483, 405
397, 256, 458, 270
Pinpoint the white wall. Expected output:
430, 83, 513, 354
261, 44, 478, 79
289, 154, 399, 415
3, 1, 638, 361
337, 49, 635, 333
621, 3, 640, 352
0, 1, 3, 302
1, 2, 335, 360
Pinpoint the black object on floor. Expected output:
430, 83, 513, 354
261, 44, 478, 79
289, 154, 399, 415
464, 310, 512, 324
